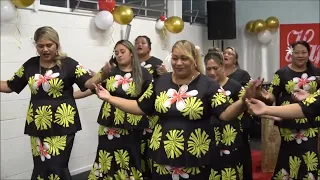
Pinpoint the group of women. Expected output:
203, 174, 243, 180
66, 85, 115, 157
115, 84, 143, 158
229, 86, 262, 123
0, 26, 319, 180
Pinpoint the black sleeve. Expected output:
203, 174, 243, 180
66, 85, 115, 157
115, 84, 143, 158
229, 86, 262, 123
69, 58, 92, 91
298, 90, 320, 121
209, 80, 231, 117
240, 70, 251, 86
7, 62, 28, 94
269, 70, 282, 100
136, 69, 156, 115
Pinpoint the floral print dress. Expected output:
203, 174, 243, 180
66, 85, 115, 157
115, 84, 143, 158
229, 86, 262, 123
212, 78, 245, 180
147, 73, 230, 180
88, 67, 155, 180
269, 65, 320, 180
7, 56, 92, 180
140, 56, 163, 179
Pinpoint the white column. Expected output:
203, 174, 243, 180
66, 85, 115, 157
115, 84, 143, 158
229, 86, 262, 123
166, 0, 183, 49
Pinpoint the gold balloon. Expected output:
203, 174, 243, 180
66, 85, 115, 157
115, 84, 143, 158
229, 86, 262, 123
252, 19, 267, 33
265, 16, 280, 30
164, 16, 184, 34
11, 0, 35, 8
112, 5, 134, 25
245, 20, 254, 33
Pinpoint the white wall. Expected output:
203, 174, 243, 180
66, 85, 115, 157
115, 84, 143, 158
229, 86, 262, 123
0, 6, 211, 179
223, 0, 320, 82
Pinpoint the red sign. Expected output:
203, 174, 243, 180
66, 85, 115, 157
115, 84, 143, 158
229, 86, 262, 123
280, 23, 320, 68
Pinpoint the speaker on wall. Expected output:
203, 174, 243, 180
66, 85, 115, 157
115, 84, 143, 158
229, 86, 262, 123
207, 0, 236, 40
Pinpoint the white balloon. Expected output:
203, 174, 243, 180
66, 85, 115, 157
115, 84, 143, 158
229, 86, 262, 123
95, 11, 114, 30
1, 1, 16, 22
155, 20, 164, 30
258, 30, 273, 44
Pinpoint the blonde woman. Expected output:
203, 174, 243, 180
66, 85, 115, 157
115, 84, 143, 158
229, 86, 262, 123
0, 26, 92, 179
92, 40, 262, 179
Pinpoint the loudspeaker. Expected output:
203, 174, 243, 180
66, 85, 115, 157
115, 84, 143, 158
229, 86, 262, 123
207, 0, 236, 40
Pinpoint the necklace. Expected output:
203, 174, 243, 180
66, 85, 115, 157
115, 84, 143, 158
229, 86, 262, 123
173, 72, 198, 88
39, 60, 54, 74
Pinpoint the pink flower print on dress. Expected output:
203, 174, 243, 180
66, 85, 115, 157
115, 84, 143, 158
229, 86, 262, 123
165, 166, 189, 180
281, 169, 292, 180
141, 61, 152, 69
218, 87, 231, 96
306, 173, 315, 180
293, 130, 308, 144
36, 138, 51, 162
104, 127, 120, 140
93, 162, 103, 177
143, 121, 153, 135
33, 70, 60, 92
220, 149, 231, 156
164, 85, 198, 111
292, 73, 316, 91
113, 73, 133, 92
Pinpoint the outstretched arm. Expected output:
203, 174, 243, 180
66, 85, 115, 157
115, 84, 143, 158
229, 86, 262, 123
0, 81, 13, 93
107, 95, 145, 115
264, 104, 305, 119
93, 82, 155, 115
246, 98, 305, 119
74, 89, 93, 99
219, 99, 247, 121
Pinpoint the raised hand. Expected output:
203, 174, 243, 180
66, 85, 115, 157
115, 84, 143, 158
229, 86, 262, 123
242, 77, 264, 101
89, 69, 97, 76
156, 64, 168, 76
93, 83, 111, 101
292, 89, 310, 101
101, 62, 115, 80
245, 98, 267, 116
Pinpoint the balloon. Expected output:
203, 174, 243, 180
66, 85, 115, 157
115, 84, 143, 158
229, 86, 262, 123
98, 0, 115, 12
1, 1, 16, 22
11, 0, 34, 8
258, 30, 273, 44
252, 19, 266, 33
112, 5, 134, 25
164, 16, 184, 34
265, 16, 280, 30
245, 20, 254, 33
95, 11, 114, 30
155, 20, 164, 30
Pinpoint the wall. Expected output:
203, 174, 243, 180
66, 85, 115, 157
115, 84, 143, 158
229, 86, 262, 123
0, 7, 211, 179
223, 0, 320, 82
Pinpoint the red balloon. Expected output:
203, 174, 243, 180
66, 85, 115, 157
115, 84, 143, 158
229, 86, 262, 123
160, 15, 166, 21
98, 0, 115, 12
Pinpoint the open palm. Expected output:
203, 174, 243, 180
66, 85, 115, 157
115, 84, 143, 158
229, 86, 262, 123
93, 83, 111, 101
293, 89, 310, 101
245, 98, 267, 116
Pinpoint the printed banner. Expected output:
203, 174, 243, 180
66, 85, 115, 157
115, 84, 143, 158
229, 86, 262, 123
279, 23, 320, 68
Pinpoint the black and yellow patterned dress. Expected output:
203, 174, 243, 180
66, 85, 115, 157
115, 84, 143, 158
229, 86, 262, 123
140, 56, 163, 179
6, 56, 92, 180
269, 65, 320, 180
88, 67, 155, 180
148, 73, 230, 180
212, 78, 245, 180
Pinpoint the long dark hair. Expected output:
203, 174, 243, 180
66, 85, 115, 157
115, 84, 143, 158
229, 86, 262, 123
109, 40, 143, 94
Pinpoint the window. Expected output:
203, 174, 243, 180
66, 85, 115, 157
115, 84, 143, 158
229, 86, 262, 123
40, 0, 167, 19
182, 0, 207, 25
